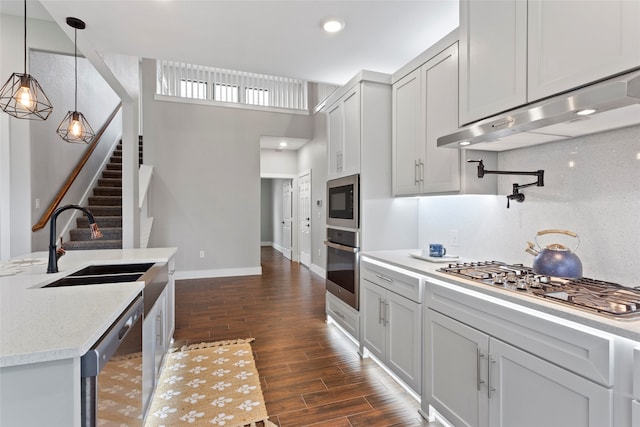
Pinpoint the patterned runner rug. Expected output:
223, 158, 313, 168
145, 338, 276, 427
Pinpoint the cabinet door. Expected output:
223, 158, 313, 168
342, 85, 361, 176
489, 338, 612, 427
459, 0, 527, 125
327, 101, 344, 177
425, 309, 489, 427
387, 290, 421, 393
423, 42, 461, 193
361, 280, 386, 361
392, 68, 423, 196
528, 0, 640, 102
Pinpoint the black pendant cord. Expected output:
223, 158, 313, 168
23, 0, 27, 73
74, 26, 78, 111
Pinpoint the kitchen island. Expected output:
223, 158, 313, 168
0, 247, 177, 427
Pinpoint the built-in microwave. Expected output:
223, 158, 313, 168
327, 174, 359, 229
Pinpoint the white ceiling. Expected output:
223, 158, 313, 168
2, 0, 459, 151
2, 0, 459, 86
260, 136, 310, 151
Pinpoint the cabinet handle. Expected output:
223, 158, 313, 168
156, 314, 163, 346
419, 160, 425, 183
375, 273, 392, 283
488, 354, 497, 398
334, 310, 345, 320
379, 298, 385, 324
414, 159, 420, 184
477, 349, 486, 391
384, 301, 390, 327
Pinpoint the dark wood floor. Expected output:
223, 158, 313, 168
173, 247, 434, 427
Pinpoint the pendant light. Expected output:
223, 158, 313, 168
56, 17, 95, 144
0, 0, 53, 120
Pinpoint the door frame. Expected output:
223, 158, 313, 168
297, 169, 312, 267
261, 173, 299, 262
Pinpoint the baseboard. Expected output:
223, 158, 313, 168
272, 243, 285, 254
260, 241, 272, 247
310, 263, 326, 278
175, 266, 262, 280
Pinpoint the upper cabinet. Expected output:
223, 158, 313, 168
528, 0, 640, 101
325, 71, 392, 199
327, 85, 361, 178
459, 0, 528, 125
393, 43, 461, 195
459, 0, 640, 125
392, 35, 497, 197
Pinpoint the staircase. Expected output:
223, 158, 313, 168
64, 143, 123, 250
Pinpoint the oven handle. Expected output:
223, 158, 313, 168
324, 240, 359, 253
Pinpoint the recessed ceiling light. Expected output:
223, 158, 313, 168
576, 108, 596, 116
459, 141, 471, 146
279, 141, 287, 148
323, 19, 345, 33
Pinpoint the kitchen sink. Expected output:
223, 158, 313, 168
43, 273, 144, 288
69, 263, 154, 277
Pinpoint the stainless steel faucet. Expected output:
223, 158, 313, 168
47, 204, 102, 273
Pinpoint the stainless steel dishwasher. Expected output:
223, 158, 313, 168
81, 294, 144, 427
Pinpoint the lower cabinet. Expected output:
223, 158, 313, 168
326, 291, 360, 342
360, 259, 422, 394
425, 308, 612, 427
142, 286, 170, 415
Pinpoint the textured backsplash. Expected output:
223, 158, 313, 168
418, 124, 640, 286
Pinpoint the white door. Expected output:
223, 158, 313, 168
282, 180, 292, 260
298, 172, 311, 267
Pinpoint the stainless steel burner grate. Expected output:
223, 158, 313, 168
438, 261, 640, 320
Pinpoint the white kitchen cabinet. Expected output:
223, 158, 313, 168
426, 309, 612, 427
142, 284, 172, 415
393, 43, 460, 195
326, 85, 361, 179
528, 0, 640, 102
360, 260, 422, 394
459, 0, 527, 125
393, 39, 496, 196
392, 67, 422, 195
459, 0, 640, 125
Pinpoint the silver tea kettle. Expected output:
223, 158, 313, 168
526, 229, 583, 278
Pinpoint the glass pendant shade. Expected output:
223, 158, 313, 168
56, 110, 95, 144
0, 0, 53, 121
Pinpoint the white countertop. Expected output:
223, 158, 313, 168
362, 250, 640, 343
0, 247, 177, 368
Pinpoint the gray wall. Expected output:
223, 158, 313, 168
29, 50, 120, 250
141, 59, 313, 275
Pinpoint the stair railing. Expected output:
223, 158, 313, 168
32, 102, 123, 232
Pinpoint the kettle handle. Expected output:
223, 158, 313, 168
535, 229, 580, 252
537, 229, 578, 238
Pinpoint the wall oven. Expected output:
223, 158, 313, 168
81, 294, 144, 427
327, 174, 359, 229
325, 227, 360, 310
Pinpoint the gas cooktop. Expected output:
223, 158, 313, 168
438, 261, 640, 320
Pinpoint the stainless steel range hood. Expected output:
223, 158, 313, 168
438, 70, 640, 151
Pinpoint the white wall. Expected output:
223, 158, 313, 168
141, 58, 313, 277
260, 149, 297, 176
298, 112, 328, 275
418, 125, 640, 286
